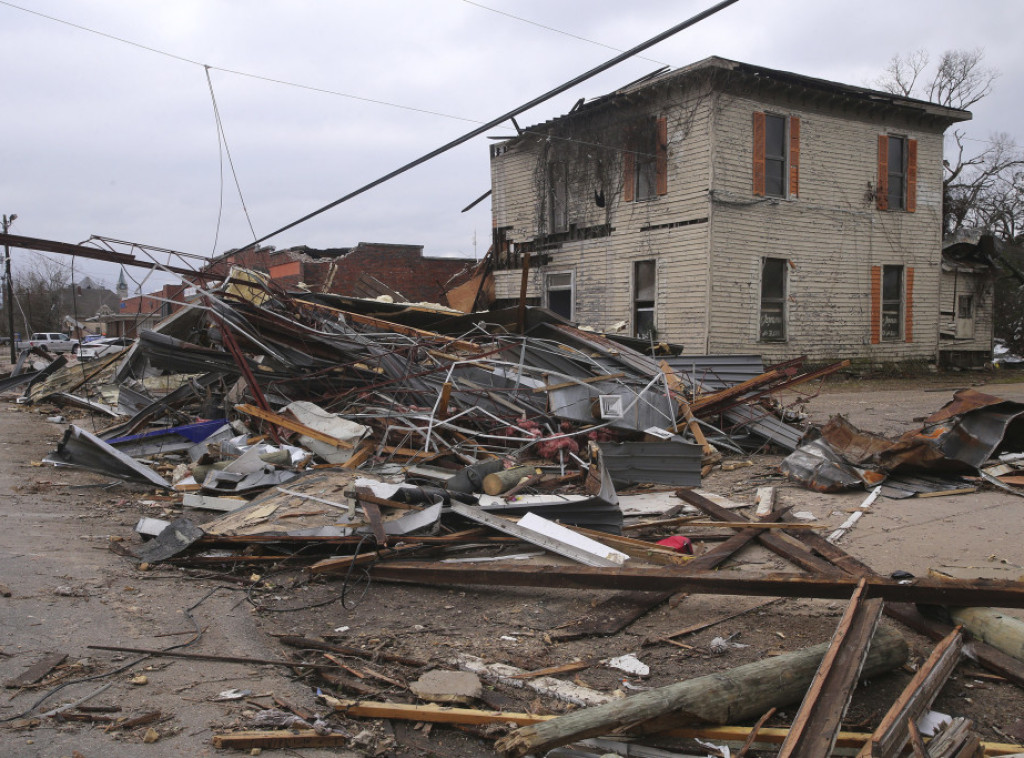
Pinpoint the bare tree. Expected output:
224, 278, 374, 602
877, 48, 1024, 238
12, 256, 71, 335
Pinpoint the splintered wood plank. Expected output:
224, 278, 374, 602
548, 591, 674, 641
212, 730, 353, 749
778, 578, 884, 758
858, 627, 964, 758
5, 653, 67, 688
674, 489, 842, 576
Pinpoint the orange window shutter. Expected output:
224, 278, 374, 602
870, 266, 881, 344
876, 135, 888, 210
656, 116, 669, 196
623, 151, 635, 203
789, 116, 800, 197
752, 111, 766, 196
906, 139, 918, 213
905, 267, 914, 342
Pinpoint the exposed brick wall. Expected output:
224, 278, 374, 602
120, 283, 188, 315
324, 243, 473, 303
199, 242, 474, 304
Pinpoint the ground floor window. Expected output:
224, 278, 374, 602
882, 265, 903, 341
545, 271, 574, 320
759, 257, 788, 342
633, 260, 656, 339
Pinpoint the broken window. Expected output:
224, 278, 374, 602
753, 113, 799, 198
633, 260, 656, 339
759, 258, 788, 342
549, 162, 569, 233
881, 265, 903, 341
760, 258, 788, 341
623, 117, 667, 202
545, 271, 574, 320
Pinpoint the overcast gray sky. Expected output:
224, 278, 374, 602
2, 0, 1022, 294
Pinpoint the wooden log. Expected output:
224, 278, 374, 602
949, 606, 1024, 664
482, 465, 540, 496
495, 626, 908, 758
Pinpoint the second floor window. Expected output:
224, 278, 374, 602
549, 162, 569, 232
753, 112, 800, 198
623, 117, 668, 202
764, 115, 787, 197
887, 136, 906, 211
877, 134, 917, 212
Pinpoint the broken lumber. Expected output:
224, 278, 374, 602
367, 561, 1024, 607
494, 626, 908, 758
857, 627, 964, 758
212, 730, 351, 749
885, 602, 1024, 689
778, 578, 884, 758
276, 635, 427, 667
4, 653, 67, 688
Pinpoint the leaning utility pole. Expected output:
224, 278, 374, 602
2, 213, 16, 363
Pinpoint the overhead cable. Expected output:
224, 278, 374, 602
242, 0, 741, 247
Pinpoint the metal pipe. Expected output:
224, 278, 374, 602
2, 214, 15, 363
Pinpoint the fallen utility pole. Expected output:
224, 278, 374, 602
494, 626, 907, 758
367, 561, 1024, 607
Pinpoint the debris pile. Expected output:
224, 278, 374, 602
4, 267, 1024, 756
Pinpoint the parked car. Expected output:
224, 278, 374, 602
15, 333, 81, 353
77, 336, 134, 361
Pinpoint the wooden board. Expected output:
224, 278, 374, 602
4, 652, 67, 688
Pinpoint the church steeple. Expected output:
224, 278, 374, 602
116, 267, 128, 300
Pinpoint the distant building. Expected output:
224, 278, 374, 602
203, 242, 475, 304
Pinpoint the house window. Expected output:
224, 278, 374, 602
623, 117, 668, 202
881, 265, 903, 341
956, 293, 975, 339
759, 258, 788, 342
753, 113, 800, 198
633, 260, 656, 339
635, 123, 658, 202
887, 136, 906, 211
765, 115, 787, 197
545, 271, 574, 320
549, 162, 569, 233
877, 135, 917, 212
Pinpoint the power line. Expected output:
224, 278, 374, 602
460, 0, 670, 68
0, 0, 482, 124
244, 0, 741, 248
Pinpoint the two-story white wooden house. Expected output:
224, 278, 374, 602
488, 56, 974, 366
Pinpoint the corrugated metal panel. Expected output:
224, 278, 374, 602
724, 404, 805, 451
599, 440, 702, 487
665, 354, 764, 392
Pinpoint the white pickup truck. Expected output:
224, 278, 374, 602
16, 332, 81, 354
